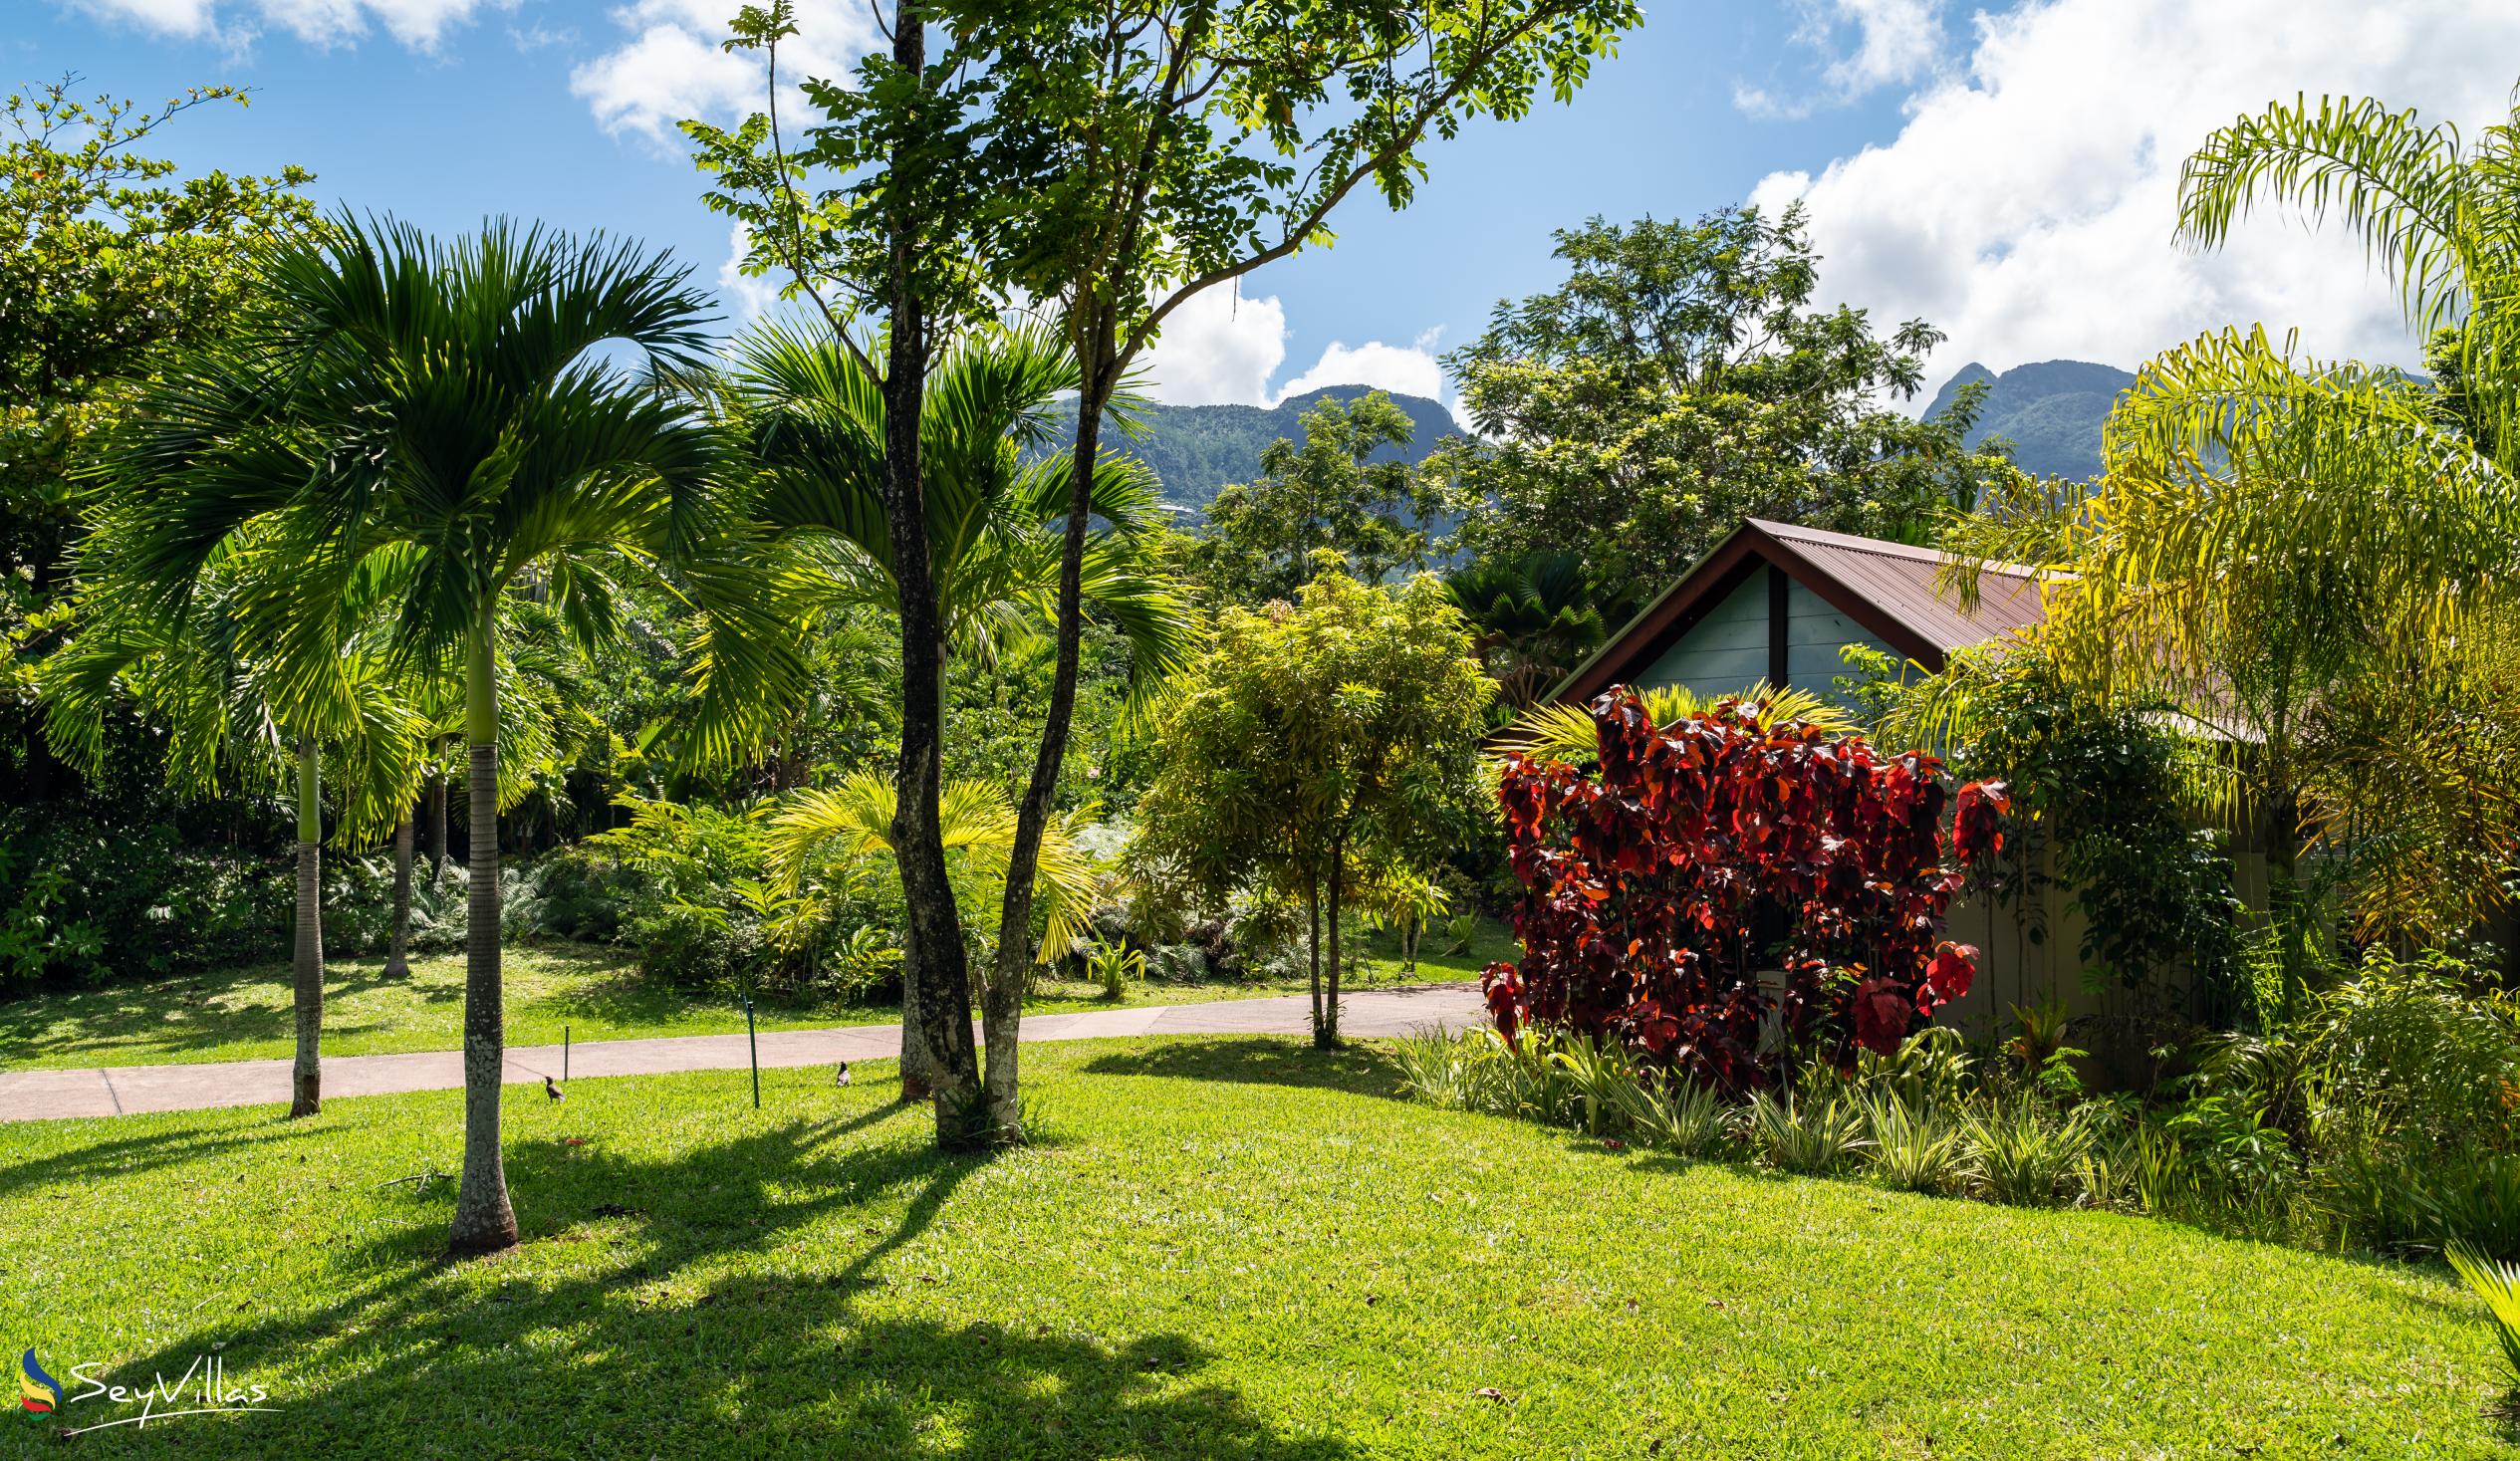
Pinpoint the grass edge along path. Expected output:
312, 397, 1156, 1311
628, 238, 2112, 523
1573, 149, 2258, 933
2, 1035, 2510, 1459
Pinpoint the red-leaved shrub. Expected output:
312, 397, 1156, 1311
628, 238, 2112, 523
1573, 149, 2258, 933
1483, 687, 2008, 1092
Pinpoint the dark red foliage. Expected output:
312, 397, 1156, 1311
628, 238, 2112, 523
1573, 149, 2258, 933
1482, 687, 2009, 1092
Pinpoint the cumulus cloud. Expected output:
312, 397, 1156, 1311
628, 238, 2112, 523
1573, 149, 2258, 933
1136, 283, 1290, 406
1736, 0, 1947, 120
72, 0, 507, 49
1134, 286, 1456, 416
571, 0, 881, 145
1748, 0, 2520, 385
1279, 329, 1449, 403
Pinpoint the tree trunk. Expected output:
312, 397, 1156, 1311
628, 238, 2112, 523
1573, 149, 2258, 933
983, 327, 1120, 1140
450, 615, 518, 1254
879, 4, 979, 1139
1307, 876, 1323, 1042
429, 751, 449, 882
1319, 839, 1345, 1049
289, 737, 324, 1117
385, 811, 415, 978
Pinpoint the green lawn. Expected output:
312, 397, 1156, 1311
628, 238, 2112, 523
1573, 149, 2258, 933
1, 1036, 2507, 1458
0, 922, 1519, 1070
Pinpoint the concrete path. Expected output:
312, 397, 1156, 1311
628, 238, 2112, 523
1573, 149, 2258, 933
0, 983, 1488, 1123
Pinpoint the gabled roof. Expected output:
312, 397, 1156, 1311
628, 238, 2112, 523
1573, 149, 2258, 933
1550, 518, 2051, 706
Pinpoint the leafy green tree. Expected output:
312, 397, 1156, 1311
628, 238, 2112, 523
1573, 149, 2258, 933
1440, 207, 2011, 585
1945, 79, 2520, 983
712, 318, 1194, 1096
1133, 571, 1492, 1046
687, 1, 1011, 1138
1193, 390, 1446, 605
947, 0, 1636, 1123
93, 214, 778, 1253
696, 0, 1635, 1135
1, 76, 315, 800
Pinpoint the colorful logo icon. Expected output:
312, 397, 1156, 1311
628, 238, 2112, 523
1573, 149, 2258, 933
18, 1349, 62, 1415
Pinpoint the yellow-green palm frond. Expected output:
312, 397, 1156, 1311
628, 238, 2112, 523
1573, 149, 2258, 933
1493, 680, 1860, 765
767, 774, 1099, 965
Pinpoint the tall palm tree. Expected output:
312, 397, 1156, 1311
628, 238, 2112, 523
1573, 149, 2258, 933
713, 319, 1193, 1138
381, 595, 601, 978
97, 214, 788, 1252
1945, 81, 2520, 978
44, 539, 422, 1116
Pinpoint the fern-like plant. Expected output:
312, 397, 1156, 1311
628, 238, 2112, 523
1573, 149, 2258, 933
2446, 1242, 2520, 1399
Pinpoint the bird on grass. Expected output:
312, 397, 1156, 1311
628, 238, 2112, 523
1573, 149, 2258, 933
835, 1062, 852, 1090
545, 1076, 565, 1103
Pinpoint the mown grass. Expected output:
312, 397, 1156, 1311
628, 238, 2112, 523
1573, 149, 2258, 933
0, 921, 1516, 1071
2, 1036, 2509, 1458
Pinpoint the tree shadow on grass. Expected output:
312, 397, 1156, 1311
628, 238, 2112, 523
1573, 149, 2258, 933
0, 1122, 308, 1203
81, 1102, 1354, 1461
1078, 1038, 1406, 1099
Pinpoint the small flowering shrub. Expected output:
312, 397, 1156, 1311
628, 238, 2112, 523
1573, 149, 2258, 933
1483, 686, 2006, 1092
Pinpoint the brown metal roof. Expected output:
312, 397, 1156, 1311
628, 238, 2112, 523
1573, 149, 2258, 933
1549, 518, 2053, 706
1751, 519, 2048, 655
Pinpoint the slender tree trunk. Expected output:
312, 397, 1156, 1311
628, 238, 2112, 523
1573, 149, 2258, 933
289, 737, 324, 1118
983, 330, 1121, 1139
879, 4, 979, 1139
1320, 838, 1345, 1049
450, 615, 518, 1254
385, 811, 415, 978
1307, 876, 1323, 1041
429, 750, 449, 882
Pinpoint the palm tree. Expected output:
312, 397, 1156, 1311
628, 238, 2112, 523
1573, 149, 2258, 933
381, 596, 601, 978
765, 771, 1098, 968
44, 540, 422, 1116
96, 214, 787, 1252
1444, 552, 1614, 711
1943, 81, 2520, 980
713, 319, 1193, 1138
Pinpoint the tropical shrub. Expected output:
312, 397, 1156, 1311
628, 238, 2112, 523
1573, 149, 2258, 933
1862, 1094, 1974, 1195
1482, 685, 2004, 1091
1961, 1098, 2092, 1207
0, 810, 288, 987
1087, 942, 1145, 1001
1743, 1088, 1871, 1175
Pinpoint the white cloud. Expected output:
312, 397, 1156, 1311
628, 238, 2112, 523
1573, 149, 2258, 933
716, 221, 784, 321
1737, 0, 1947, 119
572, 0, 881, 145
1136, 283, 1289, 406
1136, 287, 1455, 416
1749, 0, 2520, 387
1279, 329, 1448, 403
71, 0, 508, 49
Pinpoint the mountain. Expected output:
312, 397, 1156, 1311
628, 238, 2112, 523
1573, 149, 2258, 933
1924, 359, 2134, 482
1044, 385, 1460, 516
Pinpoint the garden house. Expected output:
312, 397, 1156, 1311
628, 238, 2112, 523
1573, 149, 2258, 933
1544, 519, 2136, 1041
1551, 518, 2047, 712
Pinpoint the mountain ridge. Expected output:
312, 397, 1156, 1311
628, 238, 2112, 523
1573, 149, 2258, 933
1923, 358, 2132, 482
1042, 385, 1458, 516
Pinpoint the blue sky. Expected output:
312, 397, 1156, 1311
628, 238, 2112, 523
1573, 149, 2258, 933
19, 1, 2519, 410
